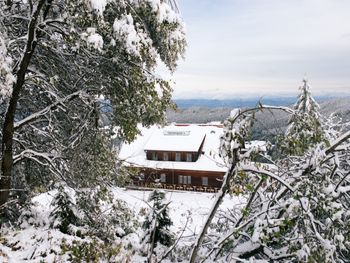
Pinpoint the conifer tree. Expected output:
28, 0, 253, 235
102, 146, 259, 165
50, 184, 79, 234
142, 190, 174, 260
282, 79, 326, 155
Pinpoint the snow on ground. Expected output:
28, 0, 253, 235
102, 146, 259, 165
0, 190, 77, 263
112, 187, 245, 236
0, 187, 245, 262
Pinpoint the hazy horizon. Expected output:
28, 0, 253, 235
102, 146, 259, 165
166, 0, 350, 99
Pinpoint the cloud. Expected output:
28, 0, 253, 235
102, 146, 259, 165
172, 0, 350, 98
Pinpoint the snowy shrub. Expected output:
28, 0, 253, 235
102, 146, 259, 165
60, 238, 131, 263
76, 186, 138, 242
50, 184, 80, 234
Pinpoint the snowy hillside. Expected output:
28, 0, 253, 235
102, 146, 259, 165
167, 97, 350, 141
0, 188, 244, 263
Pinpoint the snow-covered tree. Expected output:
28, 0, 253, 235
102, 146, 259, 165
76, 186, 137, 242
50, 183, 79, 234
190, 105, 350, 263
282, 79, 326, 155
142, 189, 174, 261
66, 128, 117, 188
0, 0, 186, 209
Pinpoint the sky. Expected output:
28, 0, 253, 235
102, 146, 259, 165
168, 0, 350, 99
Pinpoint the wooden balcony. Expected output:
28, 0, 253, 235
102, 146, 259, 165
131, 182, 219, 193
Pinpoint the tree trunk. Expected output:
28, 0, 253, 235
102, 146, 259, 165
147, 211, 157, 263
0, 0, 45, 208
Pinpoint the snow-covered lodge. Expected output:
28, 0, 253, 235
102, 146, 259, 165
119, 124, 227, 192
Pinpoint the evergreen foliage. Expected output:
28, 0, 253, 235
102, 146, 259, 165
0, 0, 186, 210
142, 190, 174, 252
190, 104, 350, 263
76, 186, 137, 242
50, 184, 79, 234
282, 79, 326, 155
66, 128, 117, 188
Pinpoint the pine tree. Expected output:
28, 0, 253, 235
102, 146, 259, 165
282, 79, 326, 155
50, 184, 79, 234
142, 190, 174, 259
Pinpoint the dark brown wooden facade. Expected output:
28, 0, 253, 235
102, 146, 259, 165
133, 167, 225, 190
131, 133, 226, 191
145, 136, 206, 162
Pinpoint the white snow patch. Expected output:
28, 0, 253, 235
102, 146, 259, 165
89, 0, 107, 15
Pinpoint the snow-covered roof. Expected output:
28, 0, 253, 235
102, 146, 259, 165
119, 124, 227, 172
144, 125, 206, 152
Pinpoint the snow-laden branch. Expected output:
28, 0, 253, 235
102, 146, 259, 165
206, 206, 280, 261
203, 178, 265, 262
0, 188, 27, 192
260, 104, 295, 114
189, 162, 237, 263
14, 90, 86, 130
13, 149, 59, 165
226, 105, 294, 125
334, 172, 350, 193
325, 130, 350, 155
239, 164, 295, 192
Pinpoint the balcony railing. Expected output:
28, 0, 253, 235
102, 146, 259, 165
131, 182, 219, 193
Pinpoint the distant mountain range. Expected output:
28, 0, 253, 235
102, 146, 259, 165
174, 96, 343, 108
167, 97, 350, 141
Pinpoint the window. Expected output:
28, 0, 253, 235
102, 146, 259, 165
163, 152, 169, 161
186, 153, 192, 162
175, 152, 181, 161
160, 173, 166, 183
181, 175, 191, 185
202, 177, 208, 186
140, 173, 145, 181
152, 152, 158, 160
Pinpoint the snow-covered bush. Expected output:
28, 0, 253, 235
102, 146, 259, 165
60, 238, 131, 263
76, 186, 138, 242
50, 184, 79, 234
